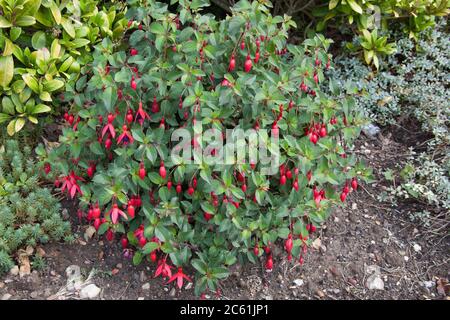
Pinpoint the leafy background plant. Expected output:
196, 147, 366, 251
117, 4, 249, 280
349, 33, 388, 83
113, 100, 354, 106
0, 139, 73, 275
333, 20, 449, 211
0, 0, 128, 135
214, 0, 449, 68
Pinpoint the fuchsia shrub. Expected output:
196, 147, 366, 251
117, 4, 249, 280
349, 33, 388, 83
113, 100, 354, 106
38, 0, 371, 295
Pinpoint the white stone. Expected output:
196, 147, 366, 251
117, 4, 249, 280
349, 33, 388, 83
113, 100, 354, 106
142, 283, 150, 290
312, 238, 322, 250
1, 293, 12, 300
10, 265, 19, 276
413, 243, 422, 252
366, 274, 384, 290
293, 279, 304, 287
80, 284, 101, 299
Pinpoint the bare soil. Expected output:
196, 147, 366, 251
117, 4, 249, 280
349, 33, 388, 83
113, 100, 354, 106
1, 124, 449, 300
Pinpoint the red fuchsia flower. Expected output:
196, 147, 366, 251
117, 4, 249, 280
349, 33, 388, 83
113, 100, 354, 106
284, 234, 293, 253
61, 171, 84, 199
265, 255, 273, 271
167, 267, 192, 289
117, 125, 134, 146
135, 101, 150, 126
106, 228, 114, 241
87, 163, 96, 178
134, 224, 145, 239
154, 258, 174, 279
151, 96, 160, 113
221, 79, 232, 87
109, 203, 128, 224
102, 113, 116, 139
44, 163, 51, 175
351, 177, 358, 190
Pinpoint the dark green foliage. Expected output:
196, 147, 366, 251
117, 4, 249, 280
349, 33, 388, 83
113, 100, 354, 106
0, 139, 73, 274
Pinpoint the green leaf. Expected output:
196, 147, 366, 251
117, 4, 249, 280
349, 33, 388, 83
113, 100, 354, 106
7, 119, 16, 136
39, 91, 52, 102
31, 104, 51, 114
373, 54, 379, 70
149, 22, 165, 34
3, 39, 14, 56
10, 27, 22, 41
142, 242, 159, 254
211, 267, 229, 279
15, 16, 36, 27
0, 113, 12, 124
89, 141, 104, 155
133, 251, 143, 265
15, 118, 26, 132
22, 74, 40, 93
71, 38, 90, 49
329, 0, 340, 10
44, 79, 64, 92
0, 56, 14, 88
61, 17, 75, 38
155, 35, 165, 52
102, 86, 117, 112
31, 31, 46, 49
191, 259, 207, 274
0, 16, 12, 28
347, 0, 363, 14
49, 1, 62, 24
2, 97, 15, 115
155, 225, 171, 242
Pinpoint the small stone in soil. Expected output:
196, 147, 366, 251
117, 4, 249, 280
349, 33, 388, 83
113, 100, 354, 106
1, 293, 12, 300
169, 288, 176, 297
366, 274, 384, 290
10, 265, 19, 276
312, 238, 322, 250
80, 284, 101, 299
293, 279, 304, 287
316, 289, 325, 298
142, 283, 150, 290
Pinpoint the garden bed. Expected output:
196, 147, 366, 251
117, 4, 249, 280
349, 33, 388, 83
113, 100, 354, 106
1, 131, 448, 300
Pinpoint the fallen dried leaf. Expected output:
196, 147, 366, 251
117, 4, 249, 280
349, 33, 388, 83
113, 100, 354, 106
436, 278, 449, 296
